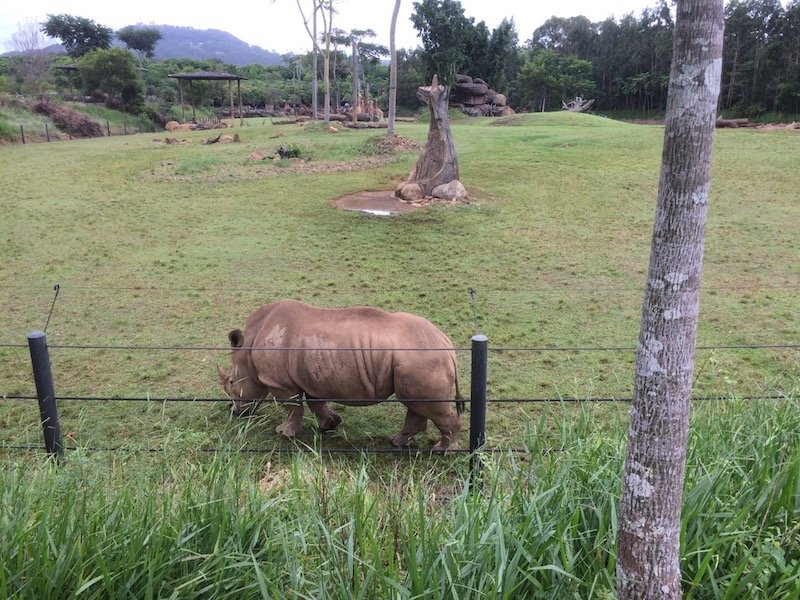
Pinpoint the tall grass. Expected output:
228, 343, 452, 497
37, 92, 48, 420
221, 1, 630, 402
2, 397, 797, 599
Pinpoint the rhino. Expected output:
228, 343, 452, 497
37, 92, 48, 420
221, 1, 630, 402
219, 300, 464, 451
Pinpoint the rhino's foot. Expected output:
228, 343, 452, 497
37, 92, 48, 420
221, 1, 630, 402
390, 433, 417, 448
432, 440, 458, 453
275, 421, 303, 438
317, 411, 342, 432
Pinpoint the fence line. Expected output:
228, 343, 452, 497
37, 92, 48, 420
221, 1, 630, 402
2, 328, 797, 462
1, 394, 791, 404
14, 119, 159, 144
2, 280, 800, 294
1, 342, 798, 352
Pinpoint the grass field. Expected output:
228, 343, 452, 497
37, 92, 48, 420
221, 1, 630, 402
1, 111, 798, 597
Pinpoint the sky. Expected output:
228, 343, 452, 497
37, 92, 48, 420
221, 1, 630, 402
2, 0, 669, 54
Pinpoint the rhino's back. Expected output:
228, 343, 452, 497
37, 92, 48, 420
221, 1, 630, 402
246, 300, 455, 400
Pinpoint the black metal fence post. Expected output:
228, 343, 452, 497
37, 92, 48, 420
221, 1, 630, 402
27, 331, 63, 459
469, 334, 488, 481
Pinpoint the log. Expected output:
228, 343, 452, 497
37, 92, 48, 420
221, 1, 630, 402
716, 118, 752, 128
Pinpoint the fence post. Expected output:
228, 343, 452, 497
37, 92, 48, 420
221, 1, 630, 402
20, 125, 25, 144
27, 331, 63, 459
45, 123, 50, 142
469, 334, 488, 481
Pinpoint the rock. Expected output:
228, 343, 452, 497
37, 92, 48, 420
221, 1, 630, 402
431, 180, 469, 201
165, 121, 195, 132
450, 74, 513, 116
395, 182, 424, 202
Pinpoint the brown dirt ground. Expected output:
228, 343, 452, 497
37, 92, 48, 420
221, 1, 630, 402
333, 190, 419, 215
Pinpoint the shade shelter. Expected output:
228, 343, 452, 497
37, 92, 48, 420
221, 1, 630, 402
167, 71, 247, 125
55, 64, 78, 99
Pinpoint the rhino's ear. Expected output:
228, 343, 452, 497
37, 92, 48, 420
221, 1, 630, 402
228, 329, 245, 348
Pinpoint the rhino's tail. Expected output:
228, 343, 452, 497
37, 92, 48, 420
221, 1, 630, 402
454, 359, 465, 415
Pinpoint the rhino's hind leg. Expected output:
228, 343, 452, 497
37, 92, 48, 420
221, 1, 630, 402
390, 409, 428, 447
308, 400, 342, 432
430, 410, 462, 452
275, 401, 304, 438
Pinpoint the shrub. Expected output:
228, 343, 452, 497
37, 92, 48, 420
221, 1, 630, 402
31, 98, 103, 138
0, 115, 18, 142
275, 143, 302, 159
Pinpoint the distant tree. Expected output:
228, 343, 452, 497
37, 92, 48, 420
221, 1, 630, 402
388, 0, 401, 136
722, 0, 785, 115
485, 18, 519, 94
530, 15, 597, 58
516, 49, 593, 111
6, 18, 52, 94
41, 14, 112, 59
616, 0, 724, 597
411, 0, 472, 84
396, 48, 426, 108
77, 48, 144, 113
116, 26, 162, 60
776, 0, 800, 113
284, 0, 336, 123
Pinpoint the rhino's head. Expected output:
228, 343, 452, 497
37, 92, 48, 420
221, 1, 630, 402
219, 329, 264, 415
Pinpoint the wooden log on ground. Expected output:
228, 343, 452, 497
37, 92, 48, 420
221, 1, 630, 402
716, 118, 752, 128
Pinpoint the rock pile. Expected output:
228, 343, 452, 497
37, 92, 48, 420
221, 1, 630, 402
450, 74, 514, 117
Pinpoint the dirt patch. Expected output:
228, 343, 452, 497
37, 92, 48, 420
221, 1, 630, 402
333, 190, 471, 216
333, 191, 418, 215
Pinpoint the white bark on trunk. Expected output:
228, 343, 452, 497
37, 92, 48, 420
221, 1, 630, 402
387, 0, 401, 137
616, 1, 724, 598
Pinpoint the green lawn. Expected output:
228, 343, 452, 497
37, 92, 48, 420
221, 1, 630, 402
0, 111, 798, 598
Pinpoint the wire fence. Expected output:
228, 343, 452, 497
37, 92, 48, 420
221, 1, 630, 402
2, 332, 797, 461
1, 282, 798, 459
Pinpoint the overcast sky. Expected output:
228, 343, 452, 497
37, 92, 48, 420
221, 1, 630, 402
3, 0, 675, 54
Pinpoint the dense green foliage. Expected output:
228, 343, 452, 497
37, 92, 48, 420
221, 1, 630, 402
77, 48, 145, 113
116, 25, 163, 60
3, 1, 800, 120
40, 14, 113, 59
410, 0, 800, 116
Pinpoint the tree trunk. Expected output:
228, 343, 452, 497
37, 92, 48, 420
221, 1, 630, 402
351, 40, 360, 116
400, 75, 459, 197
387, 0, 401, 137
312, 1, 318, 119
616, 1, 724, 598
322, 7, 331, 126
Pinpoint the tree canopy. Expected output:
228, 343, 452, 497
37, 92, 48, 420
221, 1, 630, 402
77, 48, 144, 113
41, 14, 113, 59
117, 26, 163, 60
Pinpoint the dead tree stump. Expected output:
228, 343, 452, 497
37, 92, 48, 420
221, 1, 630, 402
396, 75, 467, 202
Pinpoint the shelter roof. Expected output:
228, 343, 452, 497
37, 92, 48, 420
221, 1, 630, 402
168, 71, 248, 81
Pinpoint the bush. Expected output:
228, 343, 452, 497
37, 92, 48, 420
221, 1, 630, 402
31, 98, 103, 138
0, 110, 18, 142
275, 143, 303, 159
140, 103, 168, 128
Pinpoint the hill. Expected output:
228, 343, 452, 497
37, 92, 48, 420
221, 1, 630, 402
4, 24, 285, 66
148, 25, 284, 65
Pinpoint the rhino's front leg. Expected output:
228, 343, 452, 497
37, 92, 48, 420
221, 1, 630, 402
390, 409, 428, 447
275, 400, 304, 438
308, 400, 342, 432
